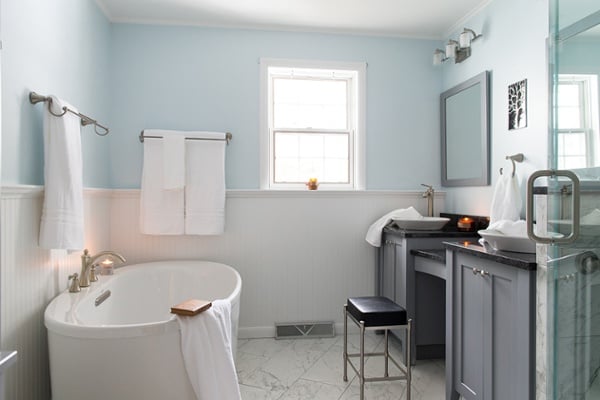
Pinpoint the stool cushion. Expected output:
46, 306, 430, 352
347, 296, 407, 327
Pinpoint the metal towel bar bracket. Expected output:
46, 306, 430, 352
29, 91, 109, 136
499, 153, 524, 177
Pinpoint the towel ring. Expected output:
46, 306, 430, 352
499, 153, 525, 177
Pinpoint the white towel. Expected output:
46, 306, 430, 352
487, 219, 528, 237
162, 134, 186, 190
185, 132, 226, 235
140, 137, 185, 235
489, 173, 522, 225
176, 299, 241, 400
39, 96, 84, 251
365, 207, 423, 247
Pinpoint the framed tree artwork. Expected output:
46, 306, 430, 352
508, 79, 527, 130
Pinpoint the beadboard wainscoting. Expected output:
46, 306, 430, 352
0, 186, 112, 400
109, 189, 446, 338
0, 186, 444, 399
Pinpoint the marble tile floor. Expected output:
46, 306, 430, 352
236, 332, 445, 400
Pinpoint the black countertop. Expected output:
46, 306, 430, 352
444, 241, 537, 271
383, 226, 479, 239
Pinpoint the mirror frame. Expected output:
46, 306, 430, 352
441, 70, 490, 187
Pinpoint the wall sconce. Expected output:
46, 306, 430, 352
433, 28, 482, 65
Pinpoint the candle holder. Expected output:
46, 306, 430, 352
457, 217, 474, 231
100, 259, 115, 275
306, 178, 319, 190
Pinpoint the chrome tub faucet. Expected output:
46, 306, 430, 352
78, 249, 126, 288
421, 184, 435, 217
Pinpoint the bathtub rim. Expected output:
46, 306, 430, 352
44, 260, 242, 339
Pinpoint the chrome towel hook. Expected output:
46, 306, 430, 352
499, 153, 524, 177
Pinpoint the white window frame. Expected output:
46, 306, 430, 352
557, 74, 600, 169
259, 58, 366, 190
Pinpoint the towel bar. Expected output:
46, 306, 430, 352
29, 91, 109, 136
139, 130, 232, 144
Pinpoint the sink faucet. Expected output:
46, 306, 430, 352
421, 184, 435, 217
79, 249, 126, 288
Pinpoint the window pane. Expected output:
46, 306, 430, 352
557, 82, 583, 130
557, 84, 581, 107
557, 131, 586, 169
274, 132, 349, 183
273, 78, 347, 129
557, 107, 582, 129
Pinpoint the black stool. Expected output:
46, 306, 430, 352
343, 296, 412, 400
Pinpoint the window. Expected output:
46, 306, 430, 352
260, 59, 366, 189
556, 74, 600, 169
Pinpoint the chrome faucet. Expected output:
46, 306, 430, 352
421, 184, 435, 217
79, 249, 126, 288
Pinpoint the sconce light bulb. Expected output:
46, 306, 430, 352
445, 40, 458, 58
433, 49, 445, 65
459, 31, 472, 48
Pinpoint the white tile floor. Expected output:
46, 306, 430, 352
236, 333, 445, 400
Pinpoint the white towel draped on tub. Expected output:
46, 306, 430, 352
185, 132, 226, 235
176, 299, 241, 400
39, 96, 84, 251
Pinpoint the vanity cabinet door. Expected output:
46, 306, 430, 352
450, 260, 486, 400
447, 251, 535, 400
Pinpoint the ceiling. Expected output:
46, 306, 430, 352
96, 0, 491, 39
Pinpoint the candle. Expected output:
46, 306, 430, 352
457, 217, 473, 230
100, 259, 114, 275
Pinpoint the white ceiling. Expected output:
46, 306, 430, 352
96, 0, 491, 39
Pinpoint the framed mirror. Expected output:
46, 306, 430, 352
441, 71, 490, 186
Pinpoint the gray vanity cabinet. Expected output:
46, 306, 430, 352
378, 230, 476, 364
446, 248, 535, 400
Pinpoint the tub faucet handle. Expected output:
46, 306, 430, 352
90, 264, 99, 283
68, 273, 81, 293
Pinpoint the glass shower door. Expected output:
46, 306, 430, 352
542, 2, 600, 399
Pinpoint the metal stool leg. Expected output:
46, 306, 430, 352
360, 321, 365, 400
343, 305, 348, 382
384, 328, 389, 378
406, 319, 412, 400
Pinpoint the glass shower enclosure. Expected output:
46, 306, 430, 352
539, 1, 600, 399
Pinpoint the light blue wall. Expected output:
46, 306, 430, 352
109, 25, 442, 189
1, 0, 111, 187
440, 0, 549, 215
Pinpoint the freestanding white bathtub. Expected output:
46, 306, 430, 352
44, 260, 242, 400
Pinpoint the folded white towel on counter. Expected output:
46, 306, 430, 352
176, 299, 241, 400
185, 132, 226, 235
365, 207, 423, 247
162, 133, 186, 190
39, 96, 84, 251
486, 219, 528, 237
489, 173, 522, 224
140, 137, 185, 235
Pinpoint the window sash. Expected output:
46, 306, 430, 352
272, 130, 351, 184
259, 58, 366, 190
268, 67, 356, 189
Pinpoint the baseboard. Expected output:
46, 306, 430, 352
238, 323, 360, 339
238, 326, 276, 339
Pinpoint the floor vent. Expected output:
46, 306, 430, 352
275, 321, 335, 339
